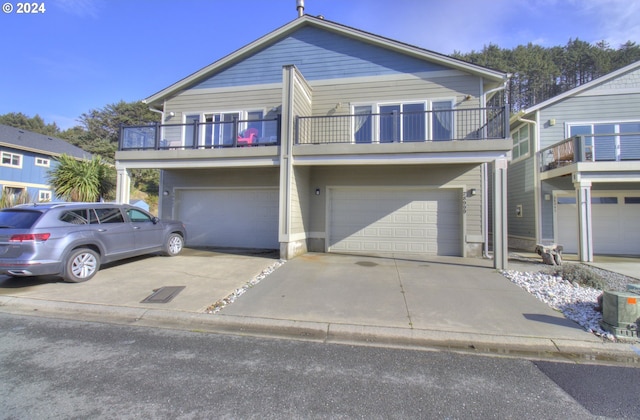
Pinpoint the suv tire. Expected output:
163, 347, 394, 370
163, 233, 184, 256
63, 248, 100, 283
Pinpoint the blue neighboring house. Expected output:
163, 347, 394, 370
0, 124, 92, 203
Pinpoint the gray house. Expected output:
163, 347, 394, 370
508, 60, 640, 261
115, 15, 512, 268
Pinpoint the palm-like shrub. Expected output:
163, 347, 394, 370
48, 155, 115, 202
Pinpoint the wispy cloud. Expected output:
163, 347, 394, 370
55, 0, 104, 18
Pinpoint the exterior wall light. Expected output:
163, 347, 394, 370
315, 188, 321, 195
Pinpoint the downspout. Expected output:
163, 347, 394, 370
481, 78, 509, 259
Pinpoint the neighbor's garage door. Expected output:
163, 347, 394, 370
557, 194, 640, 255
176, 189, 279, 249
328, 188, 461, 256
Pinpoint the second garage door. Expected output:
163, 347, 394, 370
176, 188, 279, 249
328, 188, 461, 256
557, 193, 640, 255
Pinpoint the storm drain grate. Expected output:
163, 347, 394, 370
141, 286, 186, 304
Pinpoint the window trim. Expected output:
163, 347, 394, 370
1, 151, 23, 168
35, 157, 50, 167
350, 99, 453, 144
511, 123, 530, 162
38, 190, 52, 202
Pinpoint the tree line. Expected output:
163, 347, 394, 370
453, 38, 640, 112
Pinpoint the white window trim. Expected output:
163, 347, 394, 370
38, 190, 52, 202
1, 151, 23, 168
350, 99, 454, 143
511, 123, 530, 162
35, 157, 51, 167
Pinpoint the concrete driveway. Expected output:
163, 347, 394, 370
0, 248, 279, 313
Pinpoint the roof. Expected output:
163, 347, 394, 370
145, 15, 508, 107
0, 124, 92, 160
520, 59, 640, 115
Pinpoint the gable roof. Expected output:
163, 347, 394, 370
0, 124, 92, 160
521, 59, 640, 115
145, 15, 508, 107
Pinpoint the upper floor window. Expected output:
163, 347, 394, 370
184, 110, 268, 147
35, 157, 50, 167
511, 124, 529, 160
569, 121, 640, 161
1, 152, 22, 168
353, 100, 452, 143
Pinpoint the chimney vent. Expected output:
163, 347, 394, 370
296, 0, 304, 17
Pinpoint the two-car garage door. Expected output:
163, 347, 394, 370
328, 188, 461, 256
176, 189, 279, 249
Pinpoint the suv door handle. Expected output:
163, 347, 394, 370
98, 229, 107, 232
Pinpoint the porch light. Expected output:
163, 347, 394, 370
315, 188, 321, 196
469, 188, 477, 196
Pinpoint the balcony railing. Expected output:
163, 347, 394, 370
295, 107, 507, 145
119, 116, 281, 151
539, 132, 640, 172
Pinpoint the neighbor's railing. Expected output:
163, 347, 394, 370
539, 132, 640, 172
295, 106, 507, 144
119, 116, 281, 151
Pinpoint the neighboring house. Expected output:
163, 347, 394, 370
0, 124, 92, 203
115, 15, 512, 268
507, 60, 640, 261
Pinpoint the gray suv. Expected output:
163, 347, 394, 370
0, 202, 187, 283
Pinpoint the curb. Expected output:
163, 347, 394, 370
1, 296, 638, 364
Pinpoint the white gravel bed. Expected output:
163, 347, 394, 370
206, 260, 286, 314
501, 261, 640, 342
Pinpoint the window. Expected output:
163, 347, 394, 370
431, 101, 453, 141
94, 208, 125, 224
60, 210, 89, 225
511, 124, 530, 160
127, 208, 153, 223
38, 190, 51, 202
1, 152, 22, 168
569, 121, 640, 161
352, 101, 432, 143
35, 157, 50, 167
625, 197, 640, 204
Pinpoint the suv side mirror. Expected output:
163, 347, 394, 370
152, 217, 160, 224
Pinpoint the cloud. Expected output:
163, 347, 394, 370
55, 0, 104, 18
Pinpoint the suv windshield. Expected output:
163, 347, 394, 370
0, 210, 43, 229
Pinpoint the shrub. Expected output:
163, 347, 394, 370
546, 264, 607, 290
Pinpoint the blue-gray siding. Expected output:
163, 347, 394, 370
507, 157, 536, 238
193, 26, 449, 89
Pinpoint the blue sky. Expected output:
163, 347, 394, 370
2, 0, 639, 130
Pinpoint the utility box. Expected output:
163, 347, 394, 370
600, 290, 640, 339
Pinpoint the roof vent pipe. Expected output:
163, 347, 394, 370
296, 0, 304, 17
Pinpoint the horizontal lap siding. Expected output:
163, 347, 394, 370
539, 93, 640, 150
507, 157, 536, 238
166, 87, 283, 116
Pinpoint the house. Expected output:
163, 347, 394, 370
507, 60, 640, 261
115, 14, 512, 268
0, 124, 92, 204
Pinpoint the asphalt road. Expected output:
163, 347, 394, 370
1, 312, 638, 419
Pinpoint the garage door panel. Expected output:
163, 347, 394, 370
178, 189, 278, 249
557, 195, 640, 255
329, 189, 461, 256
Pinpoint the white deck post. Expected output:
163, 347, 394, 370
575, 178, 593, 262
115, 168, 131, 205
493, 157, 508, 270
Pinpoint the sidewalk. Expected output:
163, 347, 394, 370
0, 250, 638, 364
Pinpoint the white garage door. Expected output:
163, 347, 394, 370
557, 194, 640, 255
176, 189, 279, 249
328, 188, 461, 256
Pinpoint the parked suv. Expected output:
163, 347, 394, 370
0, 202, 187, 283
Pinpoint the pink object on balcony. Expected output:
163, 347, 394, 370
237, 128, 258, 146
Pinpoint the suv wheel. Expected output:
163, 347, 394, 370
163, 233, 184, 256
63, 248, 100, 283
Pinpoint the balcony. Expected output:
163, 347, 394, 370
119, 116, 281, 151
295, 107, 507, 144
539, 132, 640, 172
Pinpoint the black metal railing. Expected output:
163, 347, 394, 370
119, 116, 281, 151
539, 132, 640, 172
295, 106, 507, 145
